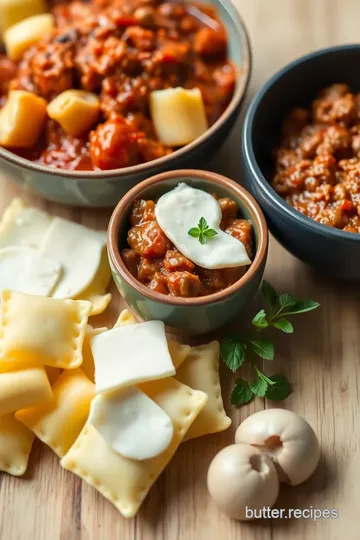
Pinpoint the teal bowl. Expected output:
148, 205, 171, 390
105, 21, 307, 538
0, 0, 251, 207
107, 170, 268, 335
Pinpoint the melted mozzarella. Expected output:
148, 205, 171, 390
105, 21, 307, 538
155, 183, 251, 269
89, 388, 174, 461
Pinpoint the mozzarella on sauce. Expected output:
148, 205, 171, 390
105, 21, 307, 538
89, 388, 174, 461
155, 183, 251, 269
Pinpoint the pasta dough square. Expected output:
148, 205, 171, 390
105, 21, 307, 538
80, 325, 108, 383
16, 368, 95, 457
0, 414, 35, 476
0, 366, 52, 415
114, 309, 190, 370
175, 341, 231, 440
0, 290, 92, 369
61, 378, 207, 518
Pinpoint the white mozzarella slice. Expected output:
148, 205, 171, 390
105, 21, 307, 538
0, 205, 52, 249
40, 217, 106, 299
91, 321, 175, 394
89, 388, 174, 461
0, 246, 62, 296
155, 183, 251, 269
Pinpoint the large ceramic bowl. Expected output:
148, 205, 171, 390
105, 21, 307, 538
0, 0, 251, 208
107, 169, 268, 335
242, 44, 360, 281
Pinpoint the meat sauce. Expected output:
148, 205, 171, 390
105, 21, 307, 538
0, 0, 236, 171
121, 194, 253, 297
273, 84, 360, 232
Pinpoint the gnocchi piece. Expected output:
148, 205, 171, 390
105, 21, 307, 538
0, 90, 47, 148
150, 87, 208, 146
0, 0, 46, 36
47, 90, 100, 137
4, 13, 54, 61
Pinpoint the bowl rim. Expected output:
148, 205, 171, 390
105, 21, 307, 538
243, 42, 360, 243
107, 169, 268, 306
0, 0, 251, 180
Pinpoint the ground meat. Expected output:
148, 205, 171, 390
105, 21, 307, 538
89, 115, 142, 169
11, 34, 76, 99
121, 248, 140, 277
166, 271, 202, 297
127, 220, 171, 258
224, 219, 253, 258
164, 250, 195, 272
130, 199, 156, 225
272, 84, 360, 231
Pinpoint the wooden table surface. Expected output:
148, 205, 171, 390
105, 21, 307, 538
1, 0, 360, 538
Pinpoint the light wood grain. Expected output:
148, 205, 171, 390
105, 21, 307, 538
1, 0, 360, 538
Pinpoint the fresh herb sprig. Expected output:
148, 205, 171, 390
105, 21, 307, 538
221, 281, 320, 406
188, 217, 218, 245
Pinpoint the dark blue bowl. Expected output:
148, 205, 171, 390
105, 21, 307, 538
242, 44, 360, 281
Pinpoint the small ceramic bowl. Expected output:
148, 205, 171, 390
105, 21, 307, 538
0, 0, 251, 207
242, 44, 360, 281
107, 169, 268, 335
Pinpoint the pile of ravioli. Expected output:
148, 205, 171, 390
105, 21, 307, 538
0, 198, 112, 315
0, 292, 231, 519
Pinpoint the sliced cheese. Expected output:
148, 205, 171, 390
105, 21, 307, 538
40, 217, 106, 299
155, 183, 251, 269
150, 87, 208, 146
0, 246, 62, 296
89, 387, 174, 461
91, 321, 175, 394
0, 202, 52, 249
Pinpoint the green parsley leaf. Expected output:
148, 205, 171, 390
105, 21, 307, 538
188, 227, 200, 238
220, 338, 246, 372
205, 229, 218, 238
265, 374, 292, 401
285, 299, 320, 315
252, 309, 268, 330
272, 318, 294, 333
261, 280, 278, 308
187, 217, 218, 245
278, 293, 296, 310
231, 379, 254, 405
248, 338, 274, 360
199, 216, 207, 230
250, 375, 268, 397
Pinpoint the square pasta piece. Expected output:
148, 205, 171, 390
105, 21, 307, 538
81, 325, 108, 383
175, 341, 231, 441
61, 378, 207, 518
0, 290, 92, 369
114, 309, 191, 370
0, 414, 35, 476
16, 368, 95, 457
0, 365, 52, 415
